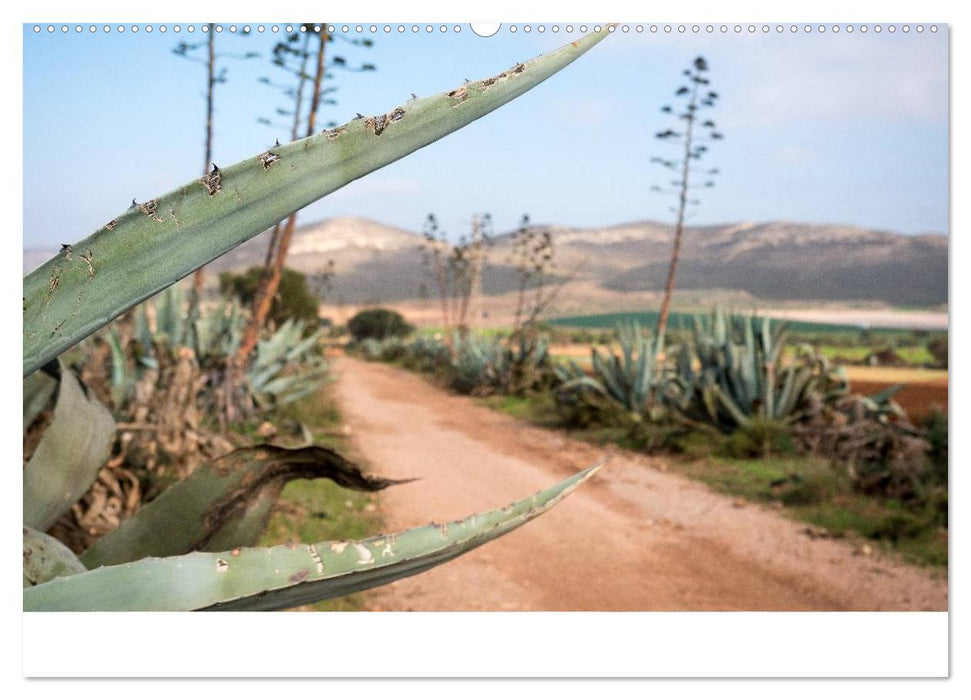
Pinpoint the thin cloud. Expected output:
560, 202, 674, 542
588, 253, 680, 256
720, 34, 947, 128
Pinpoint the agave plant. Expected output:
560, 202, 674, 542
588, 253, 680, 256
353, 335, 409, 363
498, 332, 554, 394
101, 284, 327, 412
663, 309, 849, 431
449, 333, 506, 394
247, 318, 328, 407
23, 30, 610, 611
404, 335, 452, 372
445, 331, 555, 396
555, 321, 665, 417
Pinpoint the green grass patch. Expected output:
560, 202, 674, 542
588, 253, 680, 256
477, 392, 563, 428
791, 499, 947, 569
804, 344, 935, 366
476, 391, 948, 570
671, 455, 840, 505
416, 326, 508, 339
478, 394, 535, 420
895, 346, 936, 365
665, 454, 947, 569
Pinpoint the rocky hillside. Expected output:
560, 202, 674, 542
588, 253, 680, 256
24, 217, 948, 307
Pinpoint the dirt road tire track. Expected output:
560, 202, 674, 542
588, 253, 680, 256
332, 355, 947, 612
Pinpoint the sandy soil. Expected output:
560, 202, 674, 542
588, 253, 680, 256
332, 355, 947, 612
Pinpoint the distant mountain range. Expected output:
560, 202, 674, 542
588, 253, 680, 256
23, 217, 949, 307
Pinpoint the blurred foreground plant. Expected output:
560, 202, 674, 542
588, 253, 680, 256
23, 29, 611, 611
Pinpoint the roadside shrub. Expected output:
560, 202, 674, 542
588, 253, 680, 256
669, 429, 727, 460
355, 338, 384, 361
501, 332, 557, 395
347, 308, 414, 342
219, 267, 320, 328
402, 336, 452, 373
377, 336, 409, 362
767, 461, 837, 506
721, 419, 795, 458
793, 390, 933, 505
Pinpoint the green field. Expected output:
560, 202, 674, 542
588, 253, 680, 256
549, 310, 922, 335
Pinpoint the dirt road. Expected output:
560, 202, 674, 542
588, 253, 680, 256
332, 356, 947, 611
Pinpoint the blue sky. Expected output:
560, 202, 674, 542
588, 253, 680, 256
22, 24, 948, 248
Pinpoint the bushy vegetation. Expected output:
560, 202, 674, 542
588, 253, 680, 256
219, 266, 321, 328
24, 30, 611, 611
52, 283, 331, 547
361, 307, 948, 566
551, 311, 948, 369
353, 329, 556, 397
347, 307, 414, 342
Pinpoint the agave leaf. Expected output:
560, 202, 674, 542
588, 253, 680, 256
27, 462, 602, 612
134, 300, 152, 348
23, 361, 116, 531
592, 348, 625, 407
867, 383, 906, 405
773, 365, 799, 420
23, 30, 610, 376
23, 364, 58, 433
81, 444, 412, 569
105, 325, 132, 406
284, 327, 325, 364
711, 384, 752, 430
256, 371, 328, 400
253, 319, 298, 371
23, 525, 87, 588
782, 367, 815, 419
561, 376, 614, 402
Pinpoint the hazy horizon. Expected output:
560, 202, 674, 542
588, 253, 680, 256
20, 212, 949, 255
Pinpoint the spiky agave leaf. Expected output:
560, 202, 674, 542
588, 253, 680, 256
23, 361, 116, 531
23, 29, 611, 376
23, 526, 87, 588
25, 462, 603, 611
81, 445, 412, 569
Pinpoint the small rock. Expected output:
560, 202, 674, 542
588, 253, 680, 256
803, 526, 831, 540
732, 499, 746, 508
364, 503, 377, 513
861, 544, 873, 556
256, 421, 277, 438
